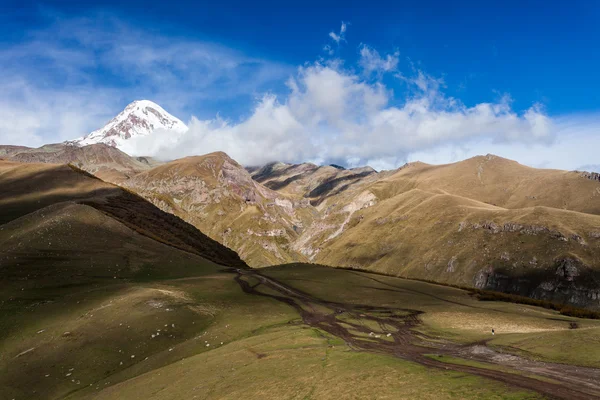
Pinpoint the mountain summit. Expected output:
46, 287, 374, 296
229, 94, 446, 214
68, 100, 187, 148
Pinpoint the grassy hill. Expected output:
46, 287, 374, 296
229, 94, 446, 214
370, 154, 600, 215
121, 152, 315, 267
5, 149, 600, 310
1, 161, 599, 399
273, 155, 600, 309
0, 160, 246, 270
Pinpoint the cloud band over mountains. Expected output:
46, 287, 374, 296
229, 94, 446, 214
2, 16, 599, 171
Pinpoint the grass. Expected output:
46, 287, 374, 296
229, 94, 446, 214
1, 159, 598, 398
313, 264, 600, 320
423, 354, 559, 385
73, 324, 541, 400
261, 264, 600, 367
0, 271, 298, 400
1, 267, 545, 400
489, 328, 600, 368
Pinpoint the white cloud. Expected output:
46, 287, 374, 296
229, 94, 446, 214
358, 45, 399, 76
402, 113, 600, 171
123, 56, 569, 168
323, 44, 335, 56
329, 22, 348, 44
4, 17, 599, 172
0, 13, 290, 147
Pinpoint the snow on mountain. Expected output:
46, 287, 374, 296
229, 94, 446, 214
68, 100, 187, 148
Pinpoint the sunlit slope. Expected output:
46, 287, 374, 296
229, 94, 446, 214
314, 186, 600, 308
372, 154, 600, 215
263, 155, 600, 308
122, 152, 315, 267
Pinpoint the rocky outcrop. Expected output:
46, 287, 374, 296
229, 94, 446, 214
468, 221, 574, 243
474, 257, 600, 309
581, 171, 600, 182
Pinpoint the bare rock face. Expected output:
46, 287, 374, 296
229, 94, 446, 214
248, 161, 377, 206
473, 266, 495, 289
474, 256, 600, 309
555, 258, 580, 281
471, 221, 570, 242
446, 256, 458, 273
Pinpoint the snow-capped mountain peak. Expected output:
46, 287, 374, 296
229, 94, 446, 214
68, 100, 187, 148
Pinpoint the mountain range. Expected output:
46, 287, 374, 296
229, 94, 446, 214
2, 100, 600, 310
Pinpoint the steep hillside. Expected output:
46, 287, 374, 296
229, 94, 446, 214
0, 160, 246, 270
122, 153, 315, 267
278, 155, 600, 309
371, 154, 600, 215
249, 161, 379, 206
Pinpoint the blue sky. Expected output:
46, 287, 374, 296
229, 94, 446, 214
1, 0, 599, 170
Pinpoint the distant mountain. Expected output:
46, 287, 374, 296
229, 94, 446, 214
248, 161, 378, 206
295, 154, 600, 309
67, 100, 187, 148
0, 142, 155, 183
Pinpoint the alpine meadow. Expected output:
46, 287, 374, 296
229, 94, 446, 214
2, 2, 600, 399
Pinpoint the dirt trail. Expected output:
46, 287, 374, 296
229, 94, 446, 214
232, 268, 600, 400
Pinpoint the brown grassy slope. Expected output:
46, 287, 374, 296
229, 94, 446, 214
313, 187, 600, 309
122, 152, 315, 267
373, 154, 600, 215
0, 202, 222, 288
253, 154, 600, 308
0, 160, 247, 269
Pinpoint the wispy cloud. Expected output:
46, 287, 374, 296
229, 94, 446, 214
578, 165, 600, 172
328, 21, 348, 44
358, 44, 399, 77
0, 12, 291, 146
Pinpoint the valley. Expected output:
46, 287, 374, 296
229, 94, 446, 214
4, 136, 600, 310
4, 259, 600, 399
2, 101, 600, 399
4, 0, 600, 397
